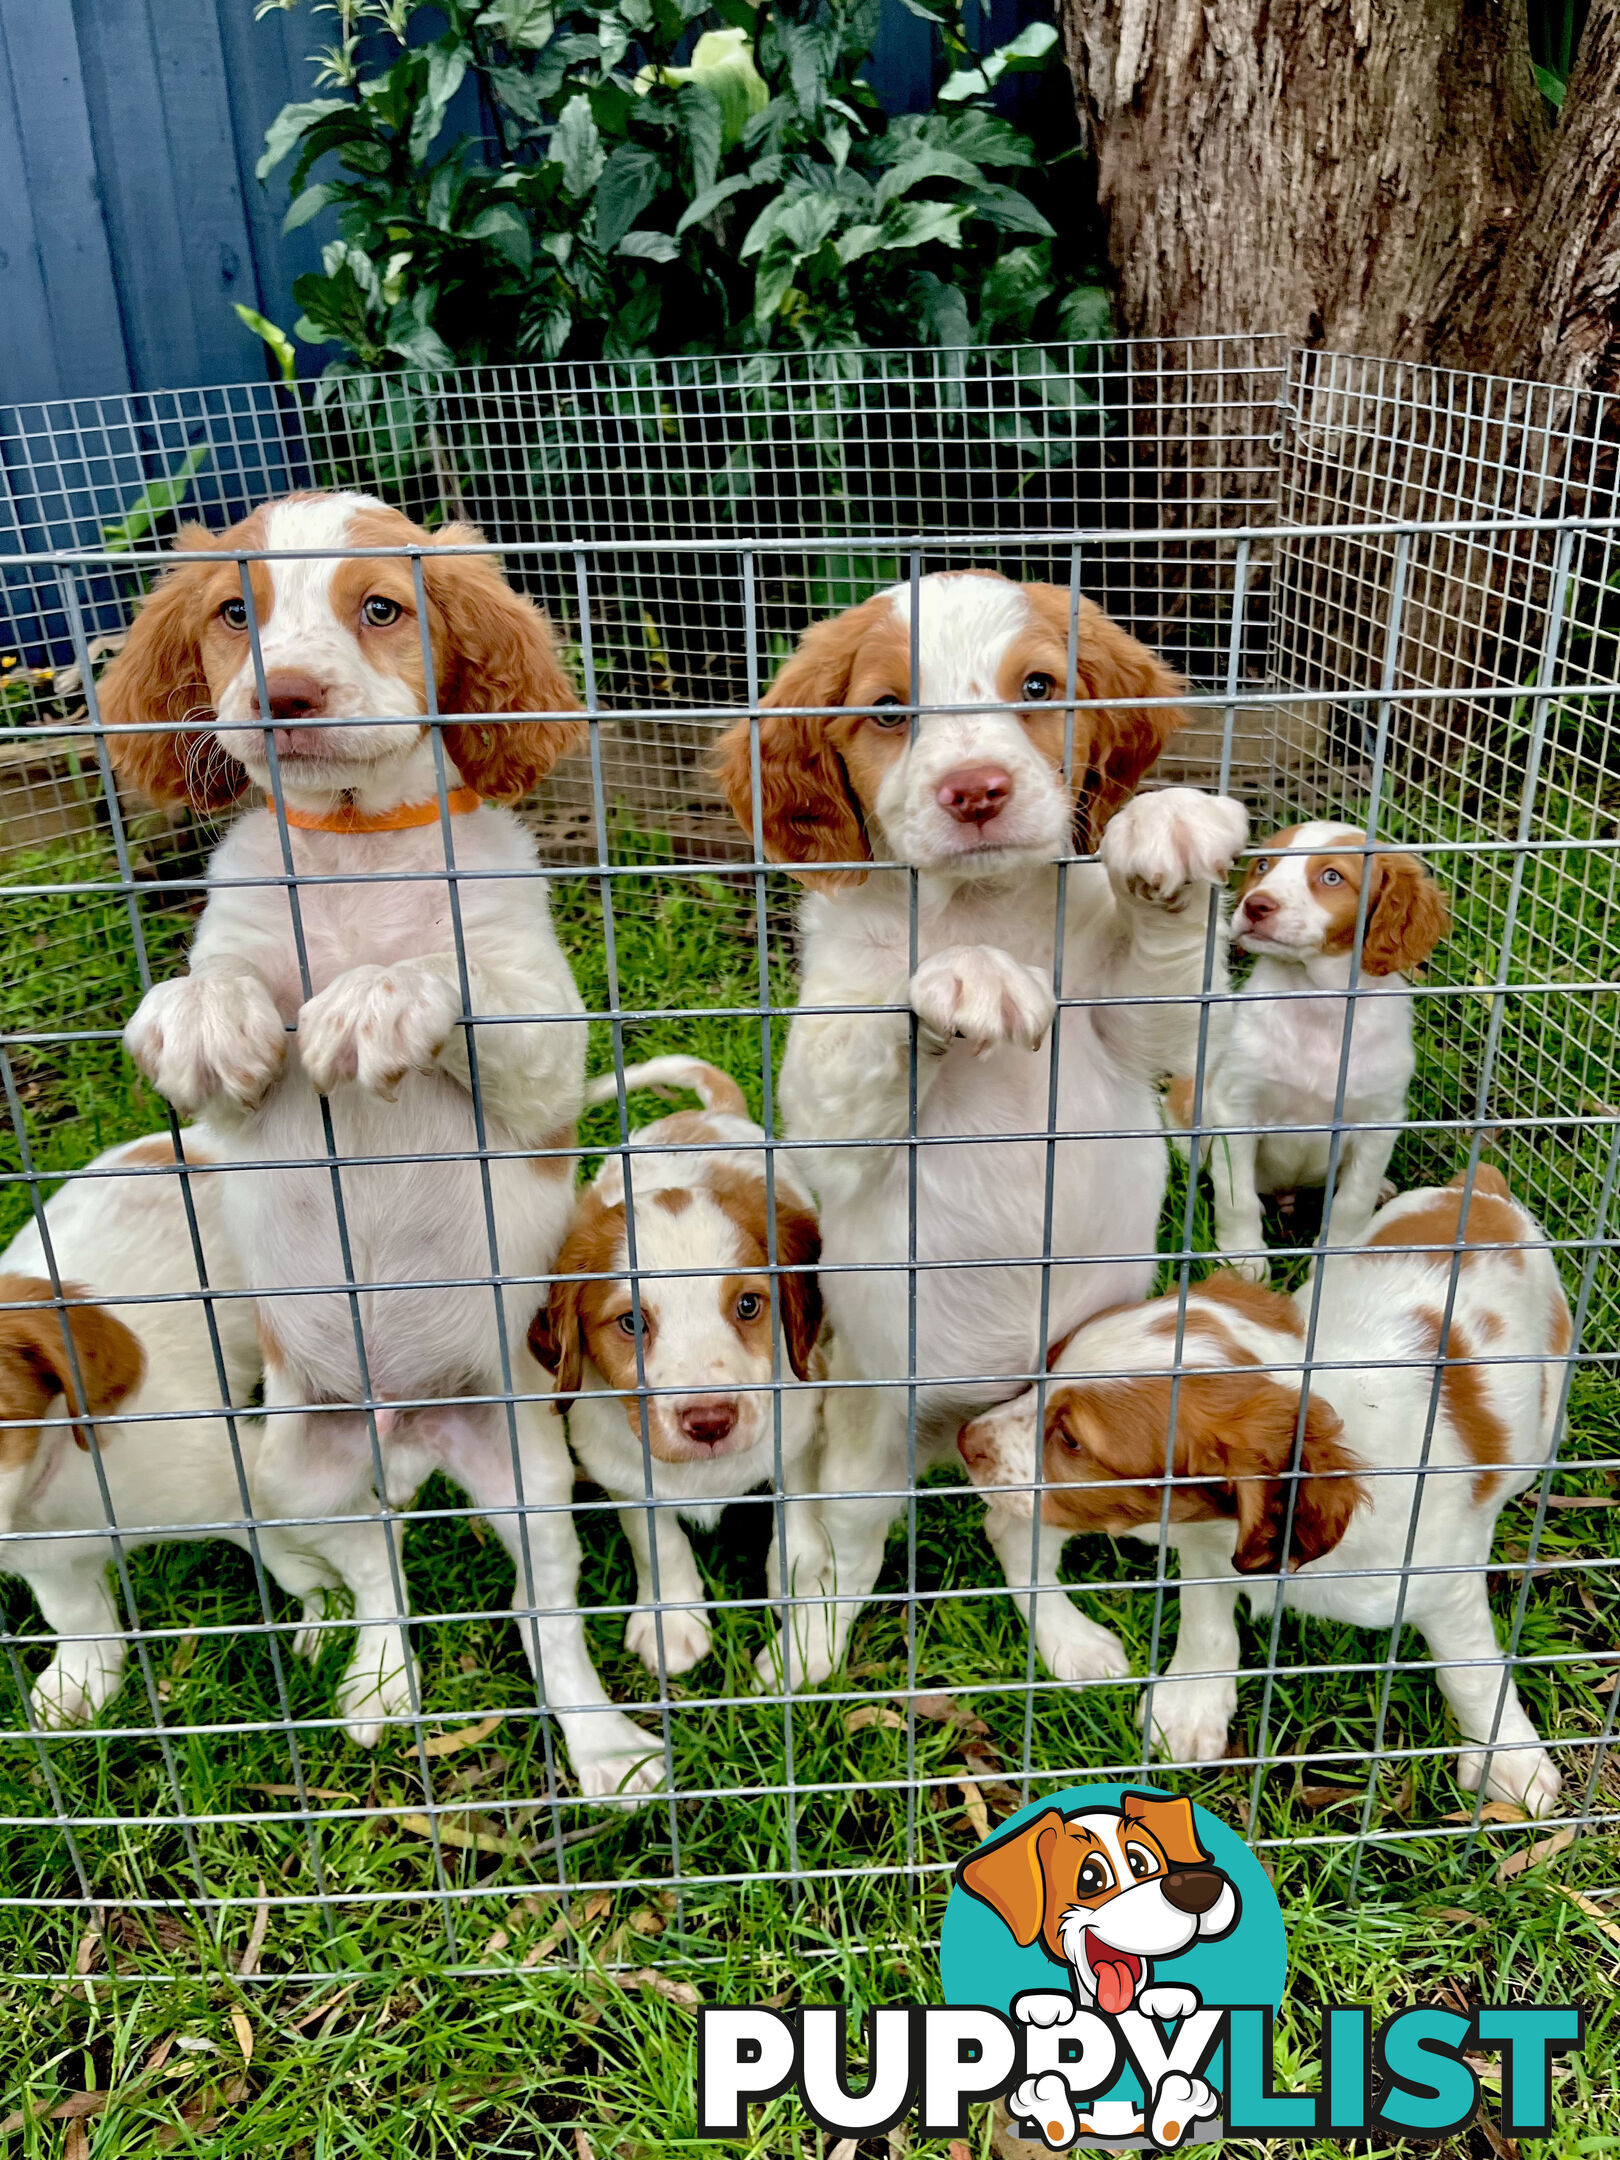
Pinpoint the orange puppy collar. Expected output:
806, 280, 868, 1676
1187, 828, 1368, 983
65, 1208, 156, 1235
279, 787, 483, 834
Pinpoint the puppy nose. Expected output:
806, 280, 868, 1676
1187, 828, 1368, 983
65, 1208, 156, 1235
253, 670, 328, 721
678, 1398, 738, 1445
937, 764, 1013, 826
1241, 891, 1277, 925
1161, 1866, 1225, 1915
957, 1419, 989, 1468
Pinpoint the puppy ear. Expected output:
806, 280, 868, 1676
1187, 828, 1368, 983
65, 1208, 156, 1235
1360, 851, 1449, 977
1023, 589, 1187, 849
426, 524, 587, 801
1119, 1791, 1211, 1869
1214, 1382, 1364, 1574
100, 530, 247, 811
955, 1807, 1065, 1947
527, 1275, 584, 1413
772, 1199, 823, 1381
0, 1278, 146, 1443
712, 606, 880, 889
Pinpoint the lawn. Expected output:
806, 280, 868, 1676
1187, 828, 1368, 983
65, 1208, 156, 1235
0, 807, 1616, 2156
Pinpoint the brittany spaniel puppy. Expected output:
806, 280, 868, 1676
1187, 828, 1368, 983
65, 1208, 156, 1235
530, 1057, 823, 1676
715, 571, 1247, 1689
1169, 822, 1448, 1276
958, 1168, 1570, 1816
101, 492, 660, 1795
1, 1131, 358, 1729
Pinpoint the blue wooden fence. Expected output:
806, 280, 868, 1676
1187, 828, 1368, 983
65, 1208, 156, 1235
0, 0, 1041, 409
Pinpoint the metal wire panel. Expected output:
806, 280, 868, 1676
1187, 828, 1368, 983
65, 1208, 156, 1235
0, 339, 1615, 1984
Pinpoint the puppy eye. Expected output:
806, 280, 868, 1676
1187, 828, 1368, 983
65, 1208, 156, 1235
219, 599, 250, 632
1251, 857, 1269, 875
1319, 867, 1343, 885
615, 1311, 640, 1337
1057, 1429, 1084, 1455
362, 595, 403, 628
1077, 1857, 1114, 1895
1125, 1841, 1158, 1880
735, 1292, 763, 1322
870, 695, 908, 730
1021, 672, 1056, 701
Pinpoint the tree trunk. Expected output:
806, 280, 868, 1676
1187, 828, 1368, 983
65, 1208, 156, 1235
1062, 0, 1620, 387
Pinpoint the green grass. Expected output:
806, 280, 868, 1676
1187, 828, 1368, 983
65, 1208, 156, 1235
1, 819, 1618, 2153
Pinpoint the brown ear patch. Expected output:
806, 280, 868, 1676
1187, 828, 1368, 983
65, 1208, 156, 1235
955, 1807, 1065, 1955
705, 1167, 824, 1380
0, 1276, 147, 1466
1360, 851, 1449, 977
1119, 1791, 1211, 1870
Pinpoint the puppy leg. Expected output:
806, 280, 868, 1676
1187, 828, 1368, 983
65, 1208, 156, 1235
22, 1554, 126, 1728
448, 1400, 663, 1803
762, 1419, 837, 1693
1209, 1127, 1269, 1283
615, 1494, 712, 1676
1322, 1127, 1397, 1253
1144, 1526, 1243, 1764
1419, 1582, 1561, 1818
254, 1386, 415, 1749
755, 1378, 902, 1692
983, 1507, 1127, 1684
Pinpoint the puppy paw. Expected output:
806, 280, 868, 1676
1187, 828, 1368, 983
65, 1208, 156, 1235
1008, 2072, 1076, 2149
1458, 1741, 1562, 1819
910, 945, 1055, 1053
753, 1621, 839, 1695
1013, 1990, 1081, 2029
337, 1641, 412, 1748
1035, 1605, 1129, 1684
1145, 1674, 1237, 1765
625, 1602, 712, 1676
1102, 788, 1249, 911
125, 971, 287, 1117
1137, 1983, 1202, 2022
570, 1714, 665, 1802
1150, 2070, 1219, 2148
31, 1652, 119, 1730
299, 963, 463, 1099
1220, 1249, 1272, 1285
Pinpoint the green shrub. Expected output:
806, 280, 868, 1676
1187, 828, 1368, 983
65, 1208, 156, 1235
252, 0, 1106, 369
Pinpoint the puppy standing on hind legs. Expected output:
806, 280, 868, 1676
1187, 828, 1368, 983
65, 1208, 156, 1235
714, 572, 1248, 1692
103, 492, 660, 1797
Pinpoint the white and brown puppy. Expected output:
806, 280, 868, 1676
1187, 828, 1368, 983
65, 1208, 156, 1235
958, 1170, 1570, 1815
1169, 822, 1448, 1276
103, 493, 659, 1796
715, 571, 1248, 1690
0, 1131, 359, 1729
531, 1058, 824, 1675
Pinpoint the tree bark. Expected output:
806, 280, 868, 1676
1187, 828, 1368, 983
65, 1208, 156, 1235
1061, 0, 1620, 387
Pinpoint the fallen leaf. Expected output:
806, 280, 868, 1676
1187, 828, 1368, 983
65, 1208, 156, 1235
254, 1784, 359, 1804
0, 2093, 112, 2134
143, 2038, 176, 2074
289, 1983, 357, 2032
73, 1924, 103, 1978
1494, 1827, 1575, 1881
1427, 1907, 1488, 1929
1298, 1782, 1361, 1810
1463, 2053, 1504, 2084
237, 1883, 270, 1978
1443, 1801, 1527, 1825
575, 2133, 596, 2160
1578, 1580, 1602, 1619
230, 2008, 253, 2063
582, 1893, 613, 1924
392, 1811, 534, 1859
483, 1928, 511, 1955
845, 1704, 906, 1733
1554, 1885, 1620, 1945
64, 2123, 89, 2160
910, 1693, 992, 1738
521, 1914, 572, 1967
949, 2146, 972, 2160
634, 1968, 701, 2009
1544, 1493, 1619, 1509
829, 2142, 859, 2160
630, 1907, 666, 1936
1478, 2115, 1521, 2160
959, 1780, 991, 1841
423, 1713, 505, 1757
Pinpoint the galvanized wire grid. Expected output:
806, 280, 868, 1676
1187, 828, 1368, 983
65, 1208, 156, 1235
0, 340, 1616, 1981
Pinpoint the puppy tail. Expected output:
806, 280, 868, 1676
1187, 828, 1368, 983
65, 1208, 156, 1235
584, 1056, 748, 1119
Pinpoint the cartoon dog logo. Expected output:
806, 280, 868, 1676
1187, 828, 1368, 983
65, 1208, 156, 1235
956, 1791, 1238, 2148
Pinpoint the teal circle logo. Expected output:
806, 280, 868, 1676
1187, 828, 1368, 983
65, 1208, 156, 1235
940, 1784, 1286, 2144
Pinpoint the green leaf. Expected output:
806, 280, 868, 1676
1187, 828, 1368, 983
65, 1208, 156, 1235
996, 21, 1059, 65
478, 0, 555, 49
234, 305, 299, 383
466, 203, 533, 268
489, 66, 552, 124
966, 183, 1055, 238
385, 291, 454, 369
410, 46, 469, 163
910, 270, 973, 349
550, 94, 605, 197
872, 148, 984, 214
1055, 282, 1113, 343
257, 99, 348, 183
676, 81, 724, 198
940, 21, 1059, 103
925, 109, 1037, 169
594, 145, 665, 251
674, 171, 755, 236
636, 27, 769, 145
323, 238, 382, 302
618, 229, 681, 263
978, 245, 1051, 337
101, 444, 212, 552
774, 192, 844, 259
834, 221, 886, 267
282, 182, 333, 234
879, 200, 964, 251
1533, 62, 1567, 108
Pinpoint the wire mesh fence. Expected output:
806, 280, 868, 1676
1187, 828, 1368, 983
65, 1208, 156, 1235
0, 338, 1615, 1984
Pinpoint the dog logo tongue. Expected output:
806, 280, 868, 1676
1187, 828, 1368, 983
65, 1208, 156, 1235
1087, 1934, 1141, 2014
